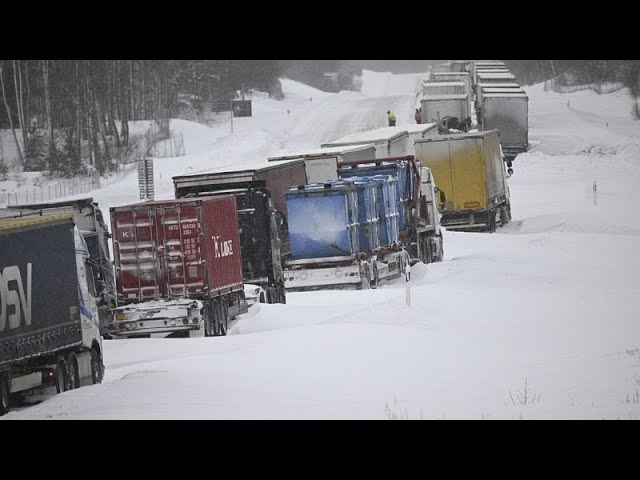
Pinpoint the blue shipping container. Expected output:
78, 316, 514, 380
371, 175, 400, 247
286, 183, 360, 259
339, 161, 411, 230
340, 177, 380, 252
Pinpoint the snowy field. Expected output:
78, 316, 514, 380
2, 70, 640, 420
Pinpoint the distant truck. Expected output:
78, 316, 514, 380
414, 130, 511, 232
8, 198, 116, 338
422, 80, 467, 97
321, 127, 409, 159
109, 196, 246, 338
477, 90, 529, 171
421, 95, 470, 125
474, 82, 521, 109
0, 214, 104, 416
172, 174, 287, 305
402, 124, 439, 154
268, 144, 377, 165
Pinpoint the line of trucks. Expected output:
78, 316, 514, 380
0, 59, 516, 415
420, 60, 529, 175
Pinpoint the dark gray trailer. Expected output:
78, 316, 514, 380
173, 174, 287, 304
8, 198, 116, 338
0, 214, 104, 415
479, 91, 529, 171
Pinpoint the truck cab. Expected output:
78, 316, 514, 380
8, 199, 116, 338
0, 213, 104, 415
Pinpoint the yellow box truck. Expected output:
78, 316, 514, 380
414, 130, 511, 232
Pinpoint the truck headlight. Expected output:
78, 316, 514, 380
115, 313, 127, 321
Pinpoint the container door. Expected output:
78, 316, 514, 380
450, 138, 487, 210
156, 204, 205, 298
113, 207, 161, 301
304, 157, 338, 183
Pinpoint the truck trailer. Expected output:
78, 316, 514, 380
267, 144, 377, 165
474, 82, 521, 109
478, 91, 529, 170
8, 198, 116, 338
337, 156, 444, 265
283, 178, 410, 291
414, 130, 511, 232
421, 95, 470, 125
321, 127, 410, 159
172, 174, 286, 305
0, 214, 104, 416
109, 196, 246, 338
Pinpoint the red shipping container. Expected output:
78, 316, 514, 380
110, 196, 243, 303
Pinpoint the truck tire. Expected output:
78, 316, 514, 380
90, 347, 104, 384
371, 263, 379, 289
278, 285, 287, 304
488, 209, 497, 233
204, 303, 213, 337
211, 299, 220, 336
220, 300, 229, 336
55, 358, 69, 394
500, 204, 511, 225
0, 372, 10, 416
361, 264, 371, 290
67, 353, 80, 390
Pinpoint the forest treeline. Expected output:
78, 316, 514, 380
1, 60, 637, 177
0, 60, 283, 175
503, 60, 640, 95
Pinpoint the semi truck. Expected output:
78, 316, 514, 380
172, 174, 287, 304
474, 82, 521, 109
421, 95, 470, 125
422, 81, 467, 97
282, 154, 444, 291
8, 198, 116, 338
403, 124, 439, 153
109, 196, 246, 339
477, 90, 529, 171
283, 178, 410, 291
337, 156, 443, 265
174, 157, 339, 261
321, 127, 410, 159
414, 130, 511, 232
0, 213, 104, 416
267, 144, 377, 165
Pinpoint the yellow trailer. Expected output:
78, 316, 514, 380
414, 130, 511, 232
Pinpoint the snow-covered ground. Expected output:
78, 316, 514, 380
3, 70, 640, 420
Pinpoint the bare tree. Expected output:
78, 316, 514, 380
0, 60, 24, 164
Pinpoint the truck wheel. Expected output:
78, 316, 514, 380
501, 204, 511, 225
488, 210, 497, 233
55, 358, 69, 394
371, 263, 379, 289
278, 285, 287, 304
67, 353, 80, 390
0, 372, 10, 416
204, 303, 213, 337
211, 300, 220, 336
90, 348, 104, 384
361, 265, 371, 290
220, 300, 229, 336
